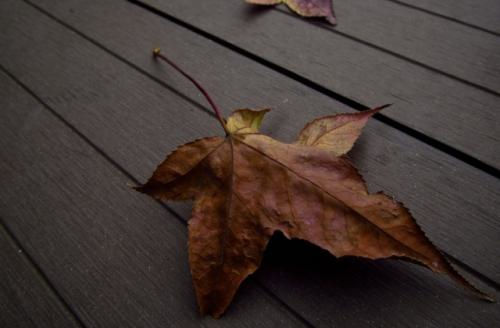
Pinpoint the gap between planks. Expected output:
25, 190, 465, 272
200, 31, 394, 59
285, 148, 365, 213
125, 0, 500, 180
0, 214, 87, 328
131, 0, 500, 170
275, 7, 500, 98
0, 63, 316, 328
124, 0, 500, 169
384, 0, 500, 37
6, 2, 500, 293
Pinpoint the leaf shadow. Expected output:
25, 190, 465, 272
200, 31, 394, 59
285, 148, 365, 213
249, 232, 471, 322
275, 7, 337, 29
346, 135, 369, 163
259, 232, 396, 296
263, 112, 290, 140
240, 4, 276, 22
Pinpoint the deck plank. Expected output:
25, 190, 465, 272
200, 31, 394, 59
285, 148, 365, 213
0, 58, 308, 328
131, 0, 500, 169
22, 0, 500, 282
392, 0, 500, 33
0, 225, 82, 328
331, 0, 500, 90
1, 1, 499, 327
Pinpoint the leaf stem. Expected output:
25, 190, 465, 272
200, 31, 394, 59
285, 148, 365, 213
153, 48, 229, 135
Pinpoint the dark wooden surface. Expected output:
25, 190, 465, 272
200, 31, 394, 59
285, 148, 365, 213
391, 0, 500, 33
0, 225, 82, 328
139, 0, 500, 170
1, 0, 499, 327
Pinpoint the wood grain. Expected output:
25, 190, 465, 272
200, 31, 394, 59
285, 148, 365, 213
1, 1, 499, 326
0, 69, 308, 327
331, 0, 500, 90
391, 0, 500, 33
132, 0, 500, 169
22, 0, 500, 282
0, 225, 82, 328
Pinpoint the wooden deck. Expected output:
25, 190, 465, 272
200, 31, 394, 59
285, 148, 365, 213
1, 1, 499, 327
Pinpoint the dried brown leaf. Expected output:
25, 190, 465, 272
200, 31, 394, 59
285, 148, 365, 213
137, 108, 491, 318
246, 0, 337, 25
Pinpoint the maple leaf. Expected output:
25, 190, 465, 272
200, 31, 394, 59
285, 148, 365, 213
137, 49, 492, 318
246, 0, 337, 25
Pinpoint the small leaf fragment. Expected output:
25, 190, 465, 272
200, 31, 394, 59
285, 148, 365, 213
136, 137, 224, 200
246, 0, 337, 25
226, 108, 270, 134
297, 105, 389, 156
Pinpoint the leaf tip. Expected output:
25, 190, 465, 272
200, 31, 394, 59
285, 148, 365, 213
226, 108, 271, 134
471, 284, 496, 303
377, 103, 392, 111
369, 103, 391, 115
127, 182, 140, 189
482, 293, 496, 303
326, 14, 337, 25
131, 182, 150, 194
